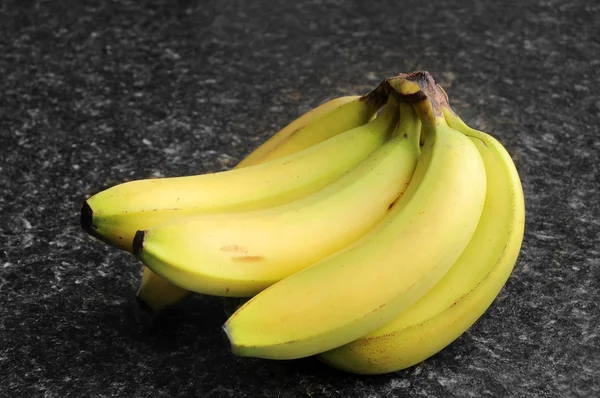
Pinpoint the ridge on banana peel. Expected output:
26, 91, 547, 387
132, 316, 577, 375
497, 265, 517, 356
319, 80, 525, 375
134, 100, 421, 297
135, 92, 385, 313
223, 72, 487, 360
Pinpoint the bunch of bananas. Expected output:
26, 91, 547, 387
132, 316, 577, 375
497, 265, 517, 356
81, 71, 525, 375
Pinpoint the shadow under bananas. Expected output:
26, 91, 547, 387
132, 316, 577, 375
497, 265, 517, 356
136, 294, 229, 351
95, 289, 497, 395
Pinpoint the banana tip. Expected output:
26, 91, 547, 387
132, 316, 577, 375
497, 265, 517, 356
132, 230, 145, 256
80, 201, 94, 233
135, 295, 156, 315
221, 323, 237, 353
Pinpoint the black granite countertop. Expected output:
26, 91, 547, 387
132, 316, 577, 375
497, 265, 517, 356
1, 0, 599, 397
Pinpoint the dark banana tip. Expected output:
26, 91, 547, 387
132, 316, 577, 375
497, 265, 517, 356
132, 230, 145, 256
80, 201, 95, 233
135, 295, 155, 315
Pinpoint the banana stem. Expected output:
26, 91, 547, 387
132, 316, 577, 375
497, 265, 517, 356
384, 71, 448, 142
430, 83, 475, 134
360, 80, 391, 108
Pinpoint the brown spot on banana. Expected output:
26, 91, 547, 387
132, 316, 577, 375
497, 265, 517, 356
387, 195, 402, 210
221, 245, 249, 253
232, 256, 265, 262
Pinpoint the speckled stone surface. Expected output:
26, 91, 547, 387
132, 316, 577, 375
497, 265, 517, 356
1, 0, 599, 396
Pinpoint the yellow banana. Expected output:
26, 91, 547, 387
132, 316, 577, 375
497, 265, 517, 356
135, 268, 191, 314
237, 91, 386, 167
318, 86, 525, 374
134, 101, 421, 297
134, 90, 386, 313
222, 73, 487, 360
81, 88, 389, 253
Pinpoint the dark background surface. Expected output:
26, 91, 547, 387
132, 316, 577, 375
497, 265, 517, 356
1, 0, 599, 397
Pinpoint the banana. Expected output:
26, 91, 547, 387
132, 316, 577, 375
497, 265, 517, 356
135, 268, 191, 314
135, 90, 385, 313
134, 100, 421, 297
134, 89, 386, 313
86, 87, 387, 312
318, 85, 525, 374
83, 93, 394, 312
81, 85, 388, 253
237, 92, 386, 167
222, 72, 487, 360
